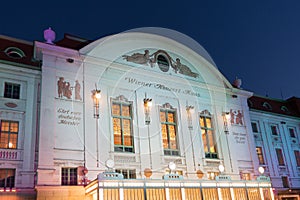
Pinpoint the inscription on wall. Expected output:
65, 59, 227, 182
57, 108, 82, 126
232, 132, 247, 144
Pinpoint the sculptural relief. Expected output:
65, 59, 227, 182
122, 49, 199, 78
57, 77, 82, 101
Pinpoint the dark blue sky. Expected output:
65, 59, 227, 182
2, 1, 300, 99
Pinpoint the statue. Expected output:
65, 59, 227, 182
122, 50, 150, 65
63, 82, 72, 99
57, 77, 65, 98
75, 80, 82, 101
172, 58, 198, 78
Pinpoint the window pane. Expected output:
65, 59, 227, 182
113, 118, 122, 145
294, 151, 300, 166
1, 122, 9, 131
160, 111, 166, 122
169, 125, 177, 149
200, 117, 205, 127
207, 130, 215, 152
251, 122, 258, 132
112, 104, 120, 116
122, 105, 130, 117
161, 124, 168, 149
202, 130, 208, 152
168, 112, 174, 123
276, 148, 285, 166
206, 118, 212, 128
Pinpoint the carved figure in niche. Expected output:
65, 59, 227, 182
75, 80, 82, 101
122, 50, 150, 65
57, 77, 65, 98
63, 82, 72, 99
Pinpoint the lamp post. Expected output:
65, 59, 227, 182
186, 105, 196, 171
144, 94, 153, 168
92, 88, 101, 167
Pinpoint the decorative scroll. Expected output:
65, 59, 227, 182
123, 49, 199, 78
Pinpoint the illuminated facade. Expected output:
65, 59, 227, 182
0, 28, 298, 199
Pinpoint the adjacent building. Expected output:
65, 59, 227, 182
0, 28, 298, 199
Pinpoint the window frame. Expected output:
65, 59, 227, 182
160, 107, 179, 156
115, 169, 136, 179
4, 82, 21, 99
0, 120, 19, 149
251, 121, 259, 133
294, 150, 300, 167
111, 98, 134, 153
288, 127, 297, 138
61, 167, 78, 185
0, 169, 15, 189
270, 125, 279, 136
200, 110, 217, 159
275, 148, 285, 166
256, 146, 265, 165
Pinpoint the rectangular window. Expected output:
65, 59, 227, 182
160, 109, 179, 156
61, 168, 77, 185
256, 147, 265, 165
4, 82, 20, 99
271, 125, 278, 135
0, 120, 19, 149
251, 122, 259, 133
207, 171, 219, 180
289, 128, 296, 138
200, 115, 217, 159
0, 169, 15, 188
112, 102, 134, 153
294, 150, 300, 166
276, 148, 285, 166
115, 169, 136, 179
241, 173, 251, 180
282, 176, 289, 188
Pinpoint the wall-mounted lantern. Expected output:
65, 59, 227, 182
92, 89, 101, 119
144, 94, 152, 125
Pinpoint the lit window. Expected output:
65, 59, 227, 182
207, 171, 219, 180
0, 120, 19, 149
160, 108, 179, 156
251, 122, 259, 133
4, 82, 20, 99
61, 168, 77, 185
276, 148, 285, 166
241, 173, 251, 180
115, 169, 136, 179
294, 150, 300, 166
0, 169, 15, 188
112, 101, 134, 153
256, 147, 265, 165
271, 125, 278, 136
289, 128, 296, 138
200, 111, 217, 159
4, 47, 25, 59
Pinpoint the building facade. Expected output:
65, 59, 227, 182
0, 28, 298, 199
249, 95, 300, 199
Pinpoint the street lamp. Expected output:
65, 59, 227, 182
92, 88, 101, 167
93, 89, 101, 119
143, 95, 152, 125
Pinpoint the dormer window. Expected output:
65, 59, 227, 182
4, 47, 26, 59
281, 106, 290, 113
262, 102, 272, 110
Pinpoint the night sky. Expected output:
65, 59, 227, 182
1, 1, 300, 99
